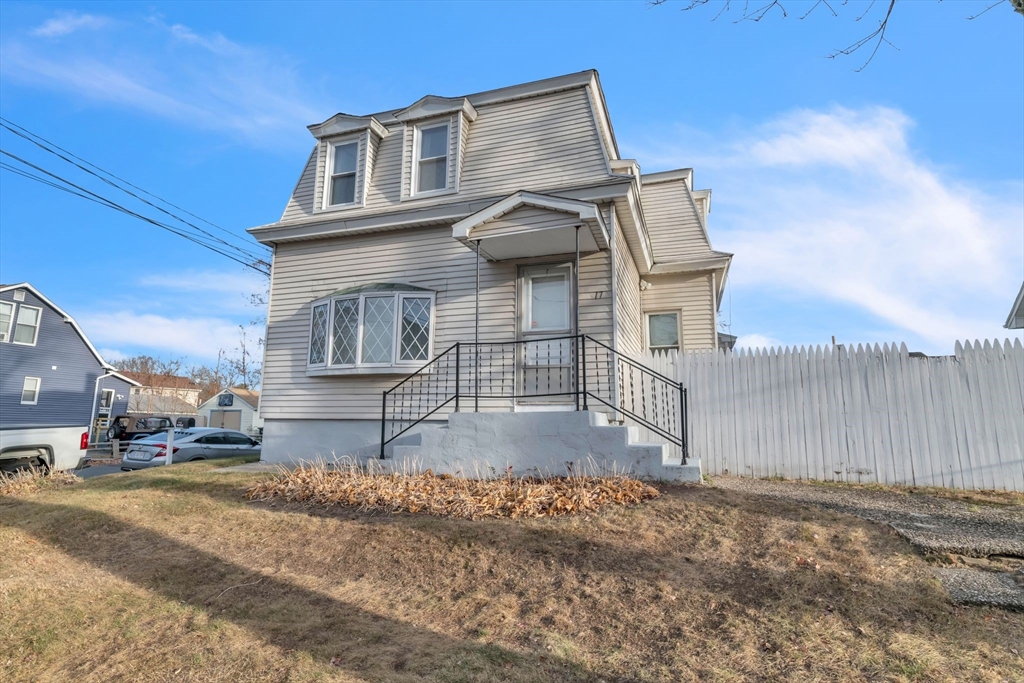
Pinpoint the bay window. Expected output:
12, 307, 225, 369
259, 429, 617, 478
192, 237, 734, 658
307, 285, 434, 373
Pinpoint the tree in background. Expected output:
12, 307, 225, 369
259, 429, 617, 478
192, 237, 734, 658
650, 0, 1022, 71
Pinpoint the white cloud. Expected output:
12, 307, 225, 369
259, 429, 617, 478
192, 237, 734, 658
4, 18, 325, 147
735, 334, 783, 350
138, 270, 267, 315
627, 106, 1023, 353
31, 12, 109, 38
98, 348, 127, 362
79, 311, 244, 361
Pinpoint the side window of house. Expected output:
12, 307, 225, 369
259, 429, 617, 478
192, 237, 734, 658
648, 312, 680, 352
308, 288, 433, 370
21, 377, 41, 405
328, 141, 359, 206
416, 123, 449, 194
0, 301, 13, 342
13, 305, 41, 345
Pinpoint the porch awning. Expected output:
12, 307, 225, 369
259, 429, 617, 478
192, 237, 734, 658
451, 191, 609, 261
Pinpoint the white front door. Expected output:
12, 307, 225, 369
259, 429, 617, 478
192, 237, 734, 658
518, 264, 574, 403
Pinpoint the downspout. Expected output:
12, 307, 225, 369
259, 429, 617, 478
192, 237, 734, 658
607, 207, 621, 418
575, 225, 581, 335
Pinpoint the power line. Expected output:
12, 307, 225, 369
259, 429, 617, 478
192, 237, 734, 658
0, 150, 269, 276
0, 117, 269, 265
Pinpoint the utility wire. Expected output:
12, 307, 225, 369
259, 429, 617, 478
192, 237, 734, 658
0, 150, 269, 276
0, 118, 269, 265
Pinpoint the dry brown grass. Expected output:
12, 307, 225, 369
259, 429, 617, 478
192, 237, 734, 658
1, 457, 1022, 682
246, 462, 660, 519
0, 465, 79, 496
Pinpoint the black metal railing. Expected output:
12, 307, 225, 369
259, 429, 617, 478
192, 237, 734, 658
380, 335, 688, 463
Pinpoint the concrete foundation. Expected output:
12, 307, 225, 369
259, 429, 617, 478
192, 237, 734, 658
261, 412, 701, 483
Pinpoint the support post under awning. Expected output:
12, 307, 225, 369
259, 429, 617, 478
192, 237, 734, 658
474, 239, 480, 412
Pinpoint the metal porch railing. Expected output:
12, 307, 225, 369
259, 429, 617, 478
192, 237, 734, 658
379, 334, 688, 463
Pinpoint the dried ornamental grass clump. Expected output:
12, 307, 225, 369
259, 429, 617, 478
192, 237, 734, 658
0, 465, 79, 496
245, 463, 659, 519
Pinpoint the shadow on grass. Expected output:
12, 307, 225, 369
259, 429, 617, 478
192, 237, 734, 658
0, 497, 590, 682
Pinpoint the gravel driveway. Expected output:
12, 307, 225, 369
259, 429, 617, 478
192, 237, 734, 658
712, 476, 1024, 609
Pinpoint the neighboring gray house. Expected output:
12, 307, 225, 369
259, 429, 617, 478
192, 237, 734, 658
248, 70, 733, 480
0, 283, 139, 470
1006, 282, 1024, 330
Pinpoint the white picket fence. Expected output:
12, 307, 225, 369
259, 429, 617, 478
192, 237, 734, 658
633, 339, 1024, 492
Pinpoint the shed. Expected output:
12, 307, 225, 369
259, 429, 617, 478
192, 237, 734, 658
197, 388, 262, 435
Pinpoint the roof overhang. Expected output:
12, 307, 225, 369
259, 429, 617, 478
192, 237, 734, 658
0, 282, 115, 371
1005, 281, 1024, 329
451, 192, 609, 261
394, 95, 478, 123
649, 251, 733, 306
307, 114, 389, 140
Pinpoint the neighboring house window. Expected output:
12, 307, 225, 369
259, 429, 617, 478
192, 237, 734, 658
12, 304, 41, 345
415, 122, 449, 194
0, 301, 13, 342
21, 377, 41, 405
328, 141, 359, 206
648, 312, 681, 352
307, 287, 434, 371
99, 388, 115, 415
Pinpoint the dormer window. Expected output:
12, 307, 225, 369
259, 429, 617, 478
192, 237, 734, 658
416, 123, 449, 194
328, 141, 359, 206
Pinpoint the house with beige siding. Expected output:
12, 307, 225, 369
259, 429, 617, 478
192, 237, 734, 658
249, 70, 731, 479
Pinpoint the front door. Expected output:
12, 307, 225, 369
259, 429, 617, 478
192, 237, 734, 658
517, 264, 574, 403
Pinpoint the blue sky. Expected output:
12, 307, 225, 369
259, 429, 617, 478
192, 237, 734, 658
0, 0, 1021, 365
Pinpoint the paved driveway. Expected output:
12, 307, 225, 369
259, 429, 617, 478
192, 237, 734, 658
74, 465, 130, 479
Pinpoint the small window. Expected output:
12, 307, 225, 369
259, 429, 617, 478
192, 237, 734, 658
328, 141, 359, 206
99, 388, 115, 415
416, 123, 449, 193
12, 305, 41, 345
13, 289, 25, 301
526, 269, 571, 332
648, 312, 681, 351
21, 377, 40, 405
0, 301, 13, 342
218, 394, 234, 407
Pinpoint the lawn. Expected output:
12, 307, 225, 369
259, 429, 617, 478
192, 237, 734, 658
1, 459, 1021, 682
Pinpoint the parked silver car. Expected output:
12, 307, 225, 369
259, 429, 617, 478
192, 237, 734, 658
120, 428, 260, 470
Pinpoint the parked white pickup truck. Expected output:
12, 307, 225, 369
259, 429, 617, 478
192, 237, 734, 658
0, 426, 90, 473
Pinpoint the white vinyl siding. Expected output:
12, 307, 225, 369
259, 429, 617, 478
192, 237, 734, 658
641, 272, 715, 350
613, 215, 644, 356
280, 148, 318, 221
472, 205, 583, 239
640, 178, 711, 260
261, 224, 612, 420
280, 88, 610, 220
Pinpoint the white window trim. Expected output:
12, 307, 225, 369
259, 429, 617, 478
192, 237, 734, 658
12, 304, 41, 346
0, 301, 14, 342
21, 376, 41, 405
409, 119, 455, 199
320, 133, 365, 212
99, 388, 116, 414
307, 290, 436, 375
523, 265, 573, 334
645, 310, 683, 352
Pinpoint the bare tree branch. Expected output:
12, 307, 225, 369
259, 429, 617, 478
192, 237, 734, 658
826, 0, 898, 72
967, 0, 1008, 20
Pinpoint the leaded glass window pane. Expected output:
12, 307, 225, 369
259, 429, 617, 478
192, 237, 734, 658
400, 298, 431, 361
309, 303, 329, 364
330, 298, 358, 365
361, 296, 395, 364
649, 313, 679, 349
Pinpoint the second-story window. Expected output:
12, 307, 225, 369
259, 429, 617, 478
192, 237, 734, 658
0, 301, 13, 342
329, 141, 359, 206
13, 305, 41, 345
416, 123, 449, 193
